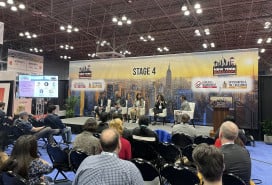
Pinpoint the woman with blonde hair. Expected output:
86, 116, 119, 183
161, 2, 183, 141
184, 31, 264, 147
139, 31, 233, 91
109, 118, 132, 160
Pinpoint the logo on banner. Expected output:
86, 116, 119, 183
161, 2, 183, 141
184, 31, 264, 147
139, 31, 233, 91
194, 80, 217, 89
213, 57, 237, 76
79, 65, 92, 78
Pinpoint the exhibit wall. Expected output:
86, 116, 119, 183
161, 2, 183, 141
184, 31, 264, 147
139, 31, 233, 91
69, 49, 258, 128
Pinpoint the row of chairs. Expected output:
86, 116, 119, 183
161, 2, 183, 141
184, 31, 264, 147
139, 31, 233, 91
132, 158, 246, 185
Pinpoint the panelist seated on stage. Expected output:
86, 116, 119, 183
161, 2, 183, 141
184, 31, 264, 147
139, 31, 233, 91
130, 93, 145, 123
44, 105, 72, 144
94, 91, 107, 117
14, 111, 60, 144
174, 95, 191, 123
152, 94, 167, 125
111, 91, 126, 114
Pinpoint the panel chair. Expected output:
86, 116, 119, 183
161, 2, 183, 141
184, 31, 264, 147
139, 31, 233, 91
222, 173, 246, 185
194, 135, 215, 145
69, 150, 89, 173
171, 133, 193, 150
161, 164, 200, 185
128, 101, 146, 122
131, 158, 162, 185
156, 142, 181, 164
173, 102, 195, 125
149, 108, 167, 125
46, 143, 72, 182
0, 171, 28, 185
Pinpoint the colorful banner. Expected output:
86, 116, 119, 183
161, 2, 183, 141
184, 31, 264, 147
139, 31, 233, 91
0, 83, 10, 113
69, 49, 258, 127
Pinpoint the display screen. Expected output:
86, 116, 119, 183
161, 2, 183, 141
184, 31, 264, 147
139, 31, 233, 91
19, 75, 58, 98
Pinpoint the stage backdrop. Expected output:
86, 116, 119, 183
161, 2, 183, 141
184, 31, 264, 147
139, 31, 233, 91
69, 49, 258, 129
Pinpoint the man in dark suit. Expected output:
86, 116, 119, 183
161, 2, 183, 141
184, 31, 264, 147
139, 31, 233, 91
219, 121, 251, 185
95, 91, 108, 117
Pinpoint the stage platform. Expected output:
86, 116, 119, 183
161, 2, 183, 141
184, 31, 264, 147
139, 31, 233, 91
61, 116, 212, 135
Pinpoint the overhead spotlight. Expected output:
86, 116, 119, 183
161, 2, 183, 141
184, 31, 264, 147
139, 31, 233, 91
32, 34, 37, 38
157, 46, 169, 52
19, 32, 24, 37
181, 5, 187, 11
10, 5, 17, 11
184, 10, 190, 16
29, 48, 33, 52
266, 37, 272, 43
257, 38, 263, 44
29, 47, 43, 53
67, 25, 72, 29
60, 26, 65, 30
194, 3, 201, 9
194, 29, 201, 36
18, 3, 25, 9
112, 17, 118, 23
139, 35, 155, 42
67, 29, 72, 33
202, 43, 208, 49
0, 2, 6, 7
112, 16, 132, 26
121, 15, 127, 21
204, 28, 210, 35
264, 22, 271, 29
210, 42, 215, 48
260, 48, 266, 53
59, 25, 79, 33
117, 21, 123, 26
196, 9, 202, 14
7, 0, 14, 5
74, 27, 79, 32
127, 19, 132, 24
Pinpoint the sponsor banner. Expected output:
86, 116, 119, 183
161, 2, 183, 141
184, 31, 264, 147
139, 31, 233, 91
191, 76, 253, 93
71, 79, 105, 91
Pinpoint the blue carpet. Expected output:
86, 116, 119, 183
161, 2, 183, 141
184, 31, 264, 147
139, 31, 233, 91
5, 135, 272, 185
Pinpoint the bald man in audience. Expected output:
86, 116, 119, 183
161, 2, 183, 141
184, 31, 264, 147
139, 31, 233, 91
219, 121, 251, 185
73, 128, 144, 185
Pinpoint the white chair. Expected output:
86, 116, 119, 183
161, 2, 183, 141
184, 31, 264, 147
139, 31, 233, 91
105, 99, 112, 113
121, 100, 128, 120
174, 102, 195, 124
128, 101, 146, 122
149, 108, 167, 125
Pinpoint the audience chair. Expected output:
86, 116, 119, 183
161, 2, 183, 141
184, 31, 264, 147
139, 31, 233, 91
194, 135, 215, 145
130, 139, 161, 167
149, 108, 167, 125
0, 171, 28, 185
69, 150, 89, 173
182, 144, 197, 163
131, 158, 162, 185
222, 173, 246, 185
157, 142, 181, 164
171, 133, 193, 149
46, 143, 72, 182
161, 164, 200, 185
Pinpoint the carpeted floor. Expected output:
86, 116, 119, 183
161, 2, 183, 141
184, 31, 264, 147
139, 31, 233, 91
5, 123, 272, 185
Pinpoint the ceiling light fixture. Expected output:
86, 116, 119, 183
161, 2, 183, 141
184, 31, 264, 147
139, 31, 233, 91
60, 55, 71, 60
120, 50, 131, 55
112, 15, 132, 26
260, 48, 266, 53
18, 31, 38, 39
140, 35, 155, 42
59, 44, 74, 50
257, 38, 263, 44
29, 47, 43, 53
157, 46, 169, 52
264, 22, 271, 29
194, 29, 201, 36
96, 40, 110, 47
0, 0, 25, 11
59, 25, 79, 33
266, 37, 272, 43
181, 3, 202, 16
88, 53, 97, 58
202, 42, 215, 49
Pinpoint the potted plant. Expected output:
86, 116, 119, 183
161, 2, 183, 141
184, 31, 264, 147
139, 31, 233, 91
262, 120, 272, 144
65, 96, 79, 118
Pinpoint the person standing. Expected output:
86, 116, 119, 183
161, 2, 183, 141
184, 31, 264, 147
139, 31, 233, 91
73, 128, 144, 185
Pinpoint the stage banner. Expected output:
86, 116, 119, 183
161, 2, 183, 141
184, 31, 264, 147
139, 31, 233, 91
7, 49, 44, 75
69, 49, 258, 128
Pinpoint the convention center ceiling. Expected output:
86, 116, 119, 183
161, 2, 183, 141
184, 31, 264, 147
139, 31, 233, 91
1, 0, 272, 71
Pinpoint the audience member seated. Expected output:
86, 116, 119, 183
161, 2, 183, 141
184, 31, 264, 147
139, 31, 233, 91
109, 118, 132, 160
111, 91, 126, 115
193, 143, 224, 185
172, 113, 196, 138
73, 118, 101, 155
130, 93, 145, 123
0, 102, 13, 125
73, 128, 144, 185
0, 131, 8, 167
152, 94, 167, 125
94, 91, 107, 118
96, 112, 109, 133
219, 121, 251, 185
0, 135, 53, 185
14, 111, 60, 144
44, 105, 72, 144
132, 115, 159, 142
174, 95, 191, 123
